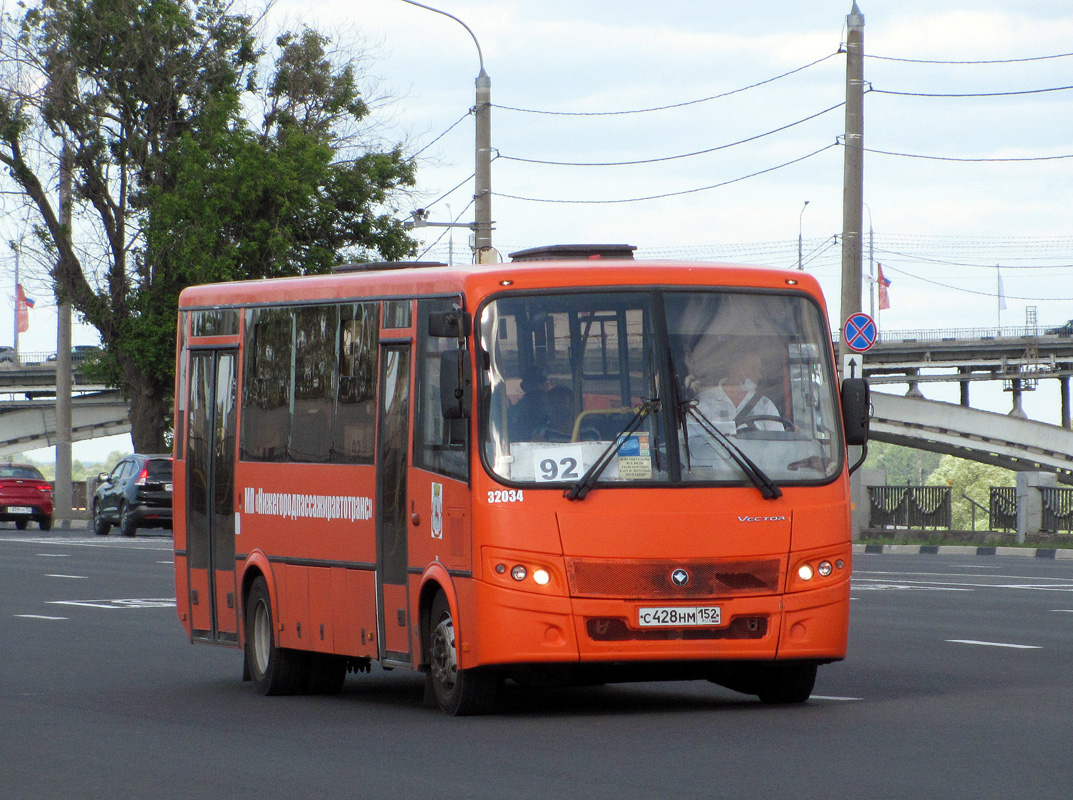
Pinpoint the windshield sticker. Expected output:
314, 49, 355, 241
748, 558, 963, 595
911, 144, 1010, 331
617, 434, 652, 480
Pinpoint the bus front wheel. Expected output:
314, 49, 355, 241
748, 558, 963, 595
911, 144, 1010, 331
245, 577, 306, 695
427, 592, 499, 715
755, 662, 818, 705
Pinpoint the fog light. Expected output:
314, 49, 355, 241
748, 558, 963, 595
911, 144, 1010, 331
510, 565, 527, 581
798, 564, 814, 581
495, 564, 507, 574
818, 561, 833, 577
533, 568, 550, 586
836, 559, 845, 570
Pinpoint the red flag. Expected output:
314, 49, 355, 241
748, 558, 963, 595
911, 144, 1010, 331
15, 284, 30, 332
877, 264, 891, 311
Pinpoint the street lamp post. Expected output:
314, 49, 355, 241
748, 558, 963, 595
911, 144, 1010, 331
397, 1, 493, 262
797, 200, 810, 270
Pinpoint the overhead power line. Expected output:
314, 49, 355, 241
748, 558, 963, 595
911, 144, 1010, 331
867, 51, 1073, 65
861, 145, 1073, 163
494, 51, 841, 116
871, 84, 1073, 98
495, 142, 838, 204
499, 103, 844, 167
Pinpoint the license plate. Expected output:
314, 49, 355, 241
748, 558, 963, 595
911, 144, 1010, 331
165, 484, 173, 492
638, 606, 721, 627
5, 506, 32, 514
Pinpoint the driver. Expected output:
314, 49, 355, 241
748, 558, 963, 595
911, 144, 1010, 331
693, 352, 781, 433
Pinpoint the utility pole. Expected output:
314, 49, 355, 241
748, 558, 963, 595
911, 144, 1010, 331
839, 1, 865, 365
55, 144, 73, 528
474, 65, 493, 262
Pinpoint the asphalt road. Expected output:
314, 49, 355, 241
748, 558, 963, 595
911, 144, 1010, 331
2, 526, 1072, 800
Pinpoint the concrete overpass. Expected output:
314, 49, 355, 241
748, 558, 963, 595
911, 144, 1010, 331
0, 390, 130, 457
869, 392, 1073, 484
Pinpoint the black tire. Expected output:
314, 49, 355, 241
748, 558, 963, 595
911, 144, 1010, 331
15, 519, 28, 531
306, 654, 347, 695
119, 503, 137, 537
92, 502, 110, 536
427, 592, 499, 715
39, 516, 53, 532
244, 577, 307, 695
755, 663, 818, 705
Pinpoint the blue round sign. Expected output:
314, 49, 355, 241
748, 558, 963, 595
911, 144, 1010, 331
843, 312, 877, 352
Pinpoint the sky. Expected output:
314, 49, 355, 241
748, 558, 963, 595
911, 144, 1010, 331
4, 0, 1073, 459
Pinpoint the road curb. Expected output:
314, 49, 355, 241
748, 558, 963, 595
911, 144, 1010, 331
853, 544, 1073, 559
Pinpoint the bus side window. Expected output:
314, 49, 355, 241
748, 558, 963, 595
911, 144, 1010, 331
332, 303, 379, 464
290, 305, 335, 463
240, 308, 293, 462
414, 298, 468, 481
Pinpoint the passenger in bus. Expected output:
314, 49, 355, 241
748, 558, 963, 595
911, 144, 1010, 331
508, 366, 552, 440
693, 352, 781, 433
538, 385, 577, 442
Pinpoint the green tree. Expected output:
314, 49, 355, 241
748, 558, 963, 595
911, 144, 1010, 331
862, 441, 943, 485
925, 455, 1016, 531
0, 1, 415, 452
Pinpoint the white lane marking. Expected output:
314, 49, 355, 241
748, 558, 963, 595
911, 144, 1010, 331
1050, 609, 1073, 613
44, 574, 88, 579
811, 695, 862, 702
947, 639, 1041, 650
49, 598, 175, 609
36, 553, 71, 558
14, 614, 68, 620
852, 583, 971, 592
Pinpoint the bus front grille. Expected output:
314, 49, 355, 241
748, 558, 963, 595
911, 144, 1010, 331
565, 557, 781, 599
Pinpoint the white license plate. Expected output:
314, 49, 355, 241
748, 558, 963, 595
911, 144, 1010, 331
639, 606, 721, 627
165, 484, 173, 492
6, 506, 32, 514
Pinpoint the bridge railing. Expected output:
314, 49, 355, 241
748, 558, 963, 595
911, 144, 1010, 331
989, 487, 1017, 532
868, 486, 952, 529
1039, 487, 1073, 533
834, 325, 1061, 344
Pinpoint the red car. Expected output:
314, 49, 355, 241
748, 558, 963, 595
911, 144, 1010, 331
0, 464, 54, 531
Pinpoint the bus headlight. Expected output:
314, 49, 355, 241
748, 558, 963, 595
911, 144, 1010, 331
797, 564, 815, 581
532, 568, 550, 586
510, 565, 528, 581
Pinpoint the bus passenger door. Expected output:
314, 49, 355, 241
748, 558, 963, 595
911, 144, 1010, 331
376, 344, 412, 663
186, 349, 239, 643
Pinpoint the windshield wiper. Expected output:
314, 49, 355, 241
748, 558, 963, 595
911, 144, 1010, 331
565, 398, 661, 501
681, 401, 783, 500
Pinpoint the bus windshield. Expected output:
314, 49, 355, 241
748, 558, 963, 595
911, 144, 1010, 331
479, 289, 842, 490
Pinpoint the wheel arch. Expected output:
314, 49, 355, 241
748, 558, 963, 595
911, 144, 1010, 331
238, 551, 278, 646
417, 564, 458, 668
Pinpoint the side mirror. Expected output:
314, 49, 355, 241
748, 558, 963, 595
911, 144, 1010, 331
429, 308, 471, 338
841, 378, 870, 446
440, 349, 471, 420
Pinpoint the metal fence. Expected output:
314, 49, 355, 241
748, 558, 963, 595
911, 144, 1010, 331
869, 486, 952, 529
1040, 487, 1073, 533
989, 487, 1017, 531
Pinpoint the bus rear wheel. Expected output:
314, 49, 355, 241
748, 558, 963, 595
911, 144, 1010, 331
245, 577, 306, 695
427, 592, 499, 715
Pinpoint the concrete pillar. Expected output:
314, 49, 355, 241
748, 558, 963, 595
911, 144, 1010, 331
905, 368, 924, 399
851, 468, 887, 541
1016, 472, 1058, 544
1061, 375, 1071, 430
1008, 379, 1027, 419
959, 367, 970, 407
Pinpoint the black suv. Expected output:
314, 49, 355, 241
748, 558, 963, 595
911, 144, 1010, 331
92, 454, 173, 537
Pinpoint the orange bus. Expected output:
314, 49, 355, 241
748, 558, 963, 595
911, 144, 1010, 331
172, 244, 870, 714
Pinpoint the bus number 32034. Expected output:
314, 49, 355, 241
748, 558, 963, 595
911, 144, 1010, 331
488, 490, 524, 504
